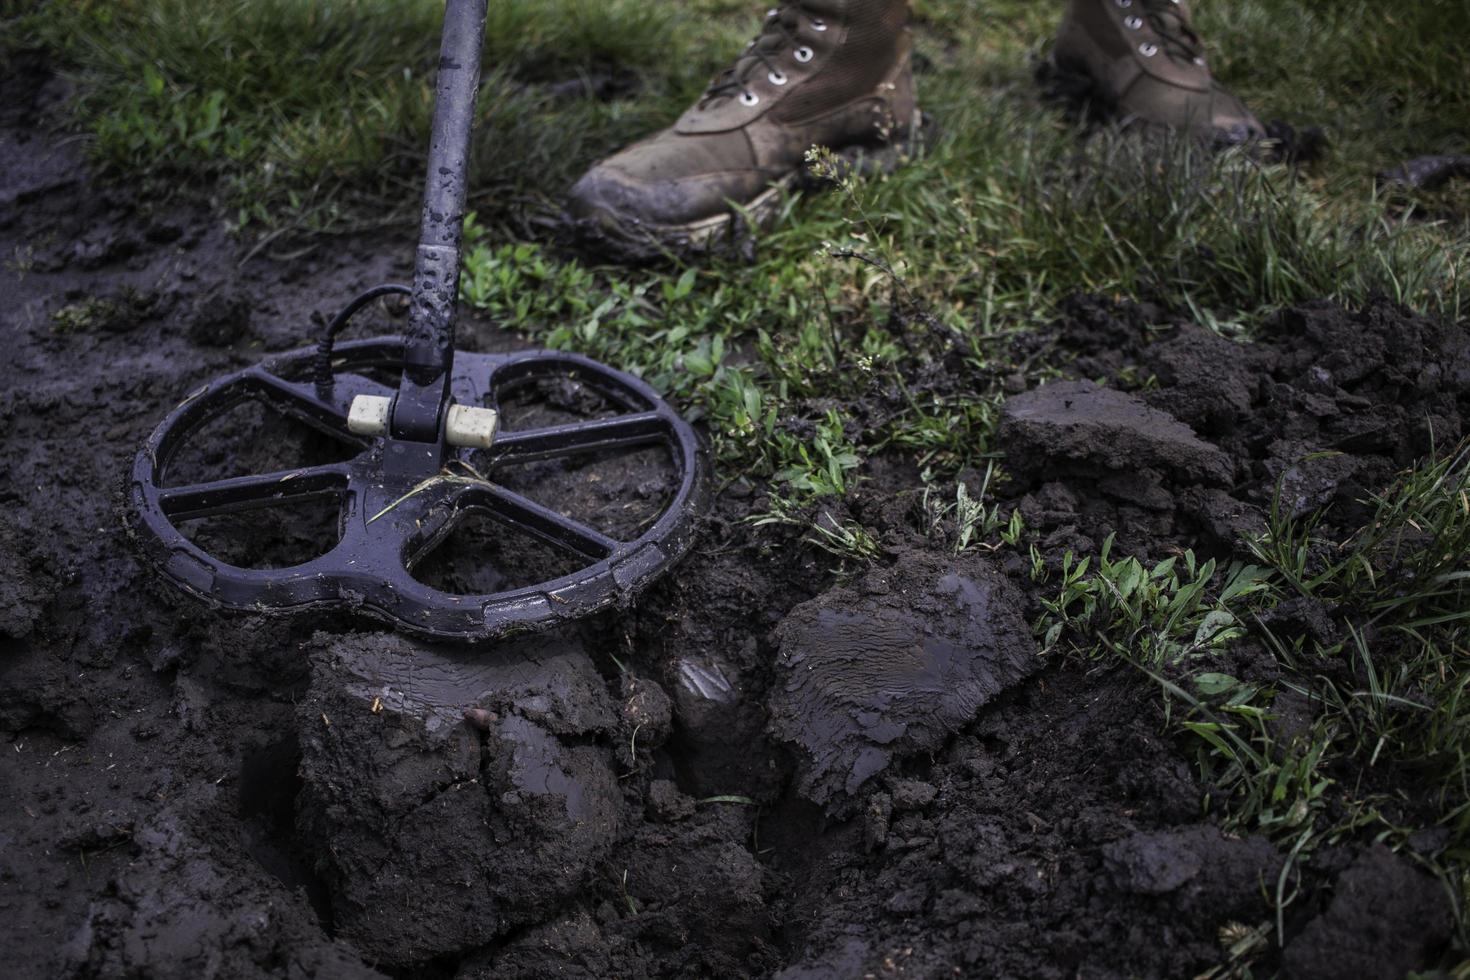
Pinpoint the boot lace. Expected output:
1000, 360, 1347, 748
702, 4, 812, 106
1138, 0, 1205, 63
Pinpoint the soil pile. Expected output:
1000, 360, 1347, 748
1008, 295, 1470, 559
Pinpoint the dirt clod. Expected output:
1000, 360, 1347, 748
888, 778, 937, 811
1001, 378, 1234, 486
769, 552, 1037, 814
61, 788, 377, 980
295, 631, 622, 965
1103, 825, 1282, 916
646, 779, 696, 822
1283, 846, 1454, 980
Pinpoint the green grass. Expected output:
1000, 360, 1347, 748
1251, 448, 1470, 844
4, 0, 739, 228
447, 126, 1464, 517
1037, 447, 1470, 955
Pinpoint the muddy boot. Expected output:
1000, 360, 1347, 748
566, 0, 918, 260
1049, 0, 1263, 145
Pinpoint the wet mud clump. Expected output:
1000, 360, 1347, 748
296, 632, 623, 966
769, 668, 1285, 978
1001, 378, 1234, 486
60, 786, 372, 980
769, 553, 1036, 814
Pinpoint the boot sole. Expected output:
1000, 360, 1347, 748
1037, 55, 1292, 156
565, 111, 930, 264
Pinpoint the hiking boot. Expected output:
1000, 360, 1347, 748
566, 0, 918, 260
1050, 0, 1263, 144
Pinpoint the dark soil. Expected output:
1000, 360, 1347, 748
1, 55, 1462, 979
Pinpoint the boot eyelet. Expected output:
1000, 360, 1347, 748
1193, 56, 1206, 66
740, 91, 761, 106
1125, 15, 1143, 29
794, 46, 814, 63
1139, 42, 1158, 56
1115, 0, 1132, 7
769, 70, 788, 85
811, 18, 827, 31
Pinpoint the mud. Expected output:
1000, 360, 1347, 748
769, 670, 1282, 978
1007, 293, 1470, 560
770, 553, 1036, 814
1, 54, 1463, 979
1000, 378, 1235, 484
296, 632, 624, 966
1282, 846, 1455, 980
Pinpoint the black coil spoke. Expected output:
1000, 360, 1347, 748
463, 483, 621, 561
490, 411, 669, 465
379, 481, 477, 568
159, 463, 351, 521
248, 369, 359, 441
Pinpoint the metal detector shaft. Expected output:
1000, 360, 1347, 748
392, 0, 489, 442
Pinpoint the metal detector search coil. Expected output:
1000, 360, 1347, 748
125, 0, 710, 641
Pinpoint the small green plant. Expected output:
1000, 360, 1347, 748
1031, 538, 1330, 820
1036, 535, 1272, 662
1249, 446, 1470, 843
52, 297, 122, 334
749, 495, 882, 567
918, 464, 1025, 554
770, 410, 861, 498
1041, 446, 1470, 939
459, 223, 872, 500
804, 514, 883, 563
1034, 536, 1336, 940
50, 292, 148, 334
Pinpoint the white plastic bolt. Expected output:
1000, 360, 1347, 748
445, 404, 499, 449
345, 395, 498, 448
347, 394, 392, 436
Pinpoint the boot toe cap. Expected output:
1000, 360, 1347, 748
1206, 84, 1266, 145
565, 166, 657, 228
567, 161, 765, 231
1115, 74, 1265, 143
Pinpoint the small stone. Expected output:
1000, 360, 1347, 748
645, 780, 696, 823
889, 779, 938, 811
863, 792, 892, 852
